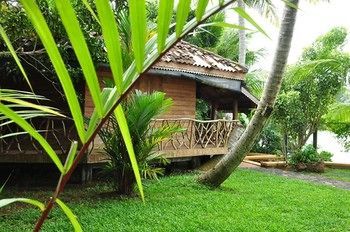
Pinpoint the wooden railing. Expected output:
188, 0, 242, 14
0, 117, 76, 155
0, 116, 239, 161
150, 118, 239, 153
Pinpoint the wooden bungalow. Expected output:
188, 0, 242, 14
0, 41, 258, 180
86, 41, 258, 163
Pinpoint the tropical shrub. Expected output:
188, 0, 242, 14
98, 91, 181, 195
289, 144, 333, 172
324, 97, 350, 151
319, 151, 333, 162
289, 145, 319, 165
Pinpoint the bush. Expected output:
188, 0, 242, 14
195, 99, 211, 120
289, 145, 333, 172
319, 151, 333, 161
289, 145, 319, 165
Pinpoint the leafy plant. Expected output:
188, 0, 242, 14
319, 151, 333, 162
289, 144, 333, 166
99, 91, 181, 195
0, 0, 265, 230
324, 102, 350, 150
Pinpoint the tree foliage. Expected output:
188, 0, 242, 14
273, 27, 350, 152
0, 0, 105, 84
215, 30, 264, 67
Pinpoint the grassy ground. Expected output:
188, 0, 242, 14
0, 168, 349, 232
321, 168, 350, 182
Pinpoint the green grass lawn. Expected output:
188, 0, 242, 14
321, 168, 350, 182
1, 168, 349, 232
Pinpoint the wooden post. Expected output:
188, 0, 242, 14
233, 99, 238, 120
284, 133, 288, 156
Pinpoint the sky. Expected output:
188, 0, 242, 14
227, 0, 350, 71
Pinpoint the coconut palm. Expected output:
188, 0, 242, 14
198, 0, 300, 187
237, 0, 277, 65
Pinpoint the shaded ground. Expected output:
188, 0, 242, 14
251, 167, 350, 191
199, 156, 350, 190
1, 169, 349, 231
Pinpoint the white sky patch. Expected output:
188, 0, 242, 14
226, 0, 350, 71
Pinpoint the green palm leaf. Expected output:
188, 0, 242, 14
63, 141, 78, 174
200, 21, 252, 31
114, 105, 145, 201
95, 0, 124, 92
157, 0, 174, 53
326, 103, 350, 123
0, 25, 33, 92
0, 97, 65, 118
129, 0, 147, 72
0, 198, 45, 211
20, 0, 86, 143
196, 0, 209, 21
175, 0, 191, 37
54, 0, 104, 118
0, 103, 64, 173
233, 6, 270, 38
56, 199, 82, 232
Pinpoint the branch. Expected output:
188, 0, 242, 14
0, 49, 46, 57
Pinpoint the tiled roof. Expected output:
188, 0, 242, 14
153, 41, 247, 80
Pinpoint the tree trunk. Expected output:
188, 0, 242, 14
198, 0, 299, 187
238, 0, 246, 65
313, 129, 318, 149
115, 169, 135, 196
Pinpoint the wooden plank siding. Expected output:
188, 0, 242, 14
131, 74, 196, 119
84, 72, 196, 119
85, 71, 197, 162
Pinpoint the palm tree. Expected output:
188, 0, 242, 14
237, 0, 276, 65
198, 0, 300, 187
326, 103, 350, 123
99, 91, 180, 195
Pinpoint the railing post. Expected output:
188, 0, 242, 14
215, 121, 219, 147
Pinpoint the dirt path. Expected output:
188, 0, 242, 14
245, 167, 350, 191
198, 157, 350, 190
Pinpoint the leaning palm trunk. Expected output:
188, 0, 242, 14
198, 0, 299, 187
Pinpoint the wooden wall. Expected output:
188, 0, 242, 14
133, 74, 196, 119
84, 71, 197, 119
85, 70, 197, 163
